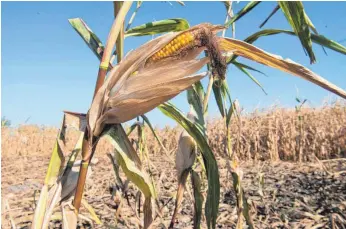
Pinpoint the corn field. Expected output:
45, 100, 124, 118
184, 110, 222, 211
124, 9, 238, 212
2, 1, 346, 229
2, 101, 346, 228
2, 100, 346, 161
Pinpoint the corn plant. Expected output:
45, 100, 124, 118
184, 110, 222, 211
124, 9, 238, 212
31, 1, 346, 229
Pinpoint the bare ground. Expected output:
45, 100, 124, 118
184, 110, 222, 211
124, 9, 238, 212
2, 151, 346, 229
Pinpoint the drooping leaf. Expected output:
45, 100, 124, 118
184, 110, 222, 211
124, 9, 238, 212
158, 102, 220, 229
244, 29, 346, 56
233, 63, 267, 95
278, 1, 316, 63
224, 1, 261, 28
103, 125, 155, 228
218, 37, 346, 99
103, 125, 155, 197
125, 18, 190, 37
231, 60, 267, 76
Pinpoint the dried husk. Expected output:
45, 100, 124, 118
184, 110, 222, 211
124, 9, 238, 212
89, 24, 224, 137
175, 111, 197, 177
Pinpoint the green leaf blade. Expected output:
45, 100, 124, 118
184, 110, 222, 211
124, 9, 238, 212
158, 102, 220, 229
278, 1, 316, 63
224, 1, 261, 28
125, 18, 190, 37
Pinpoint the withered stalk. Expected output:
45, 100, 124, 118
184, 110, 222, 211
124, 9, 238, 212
73, 1, 131, 214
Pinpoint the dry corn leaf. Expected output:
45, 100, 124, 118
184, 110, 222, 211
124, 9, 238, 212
218, 37, 346, 99
61, 203, 77, 229
103, 125, 156, 228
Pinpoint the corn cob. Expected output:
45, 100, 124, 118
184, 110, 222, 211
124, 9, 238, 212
148, 32, 196, 62
146, 24, 227, 79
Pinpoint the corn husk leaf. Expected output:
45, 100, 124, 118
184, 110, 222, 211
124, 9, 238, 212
175, 129, 196, 177
191, 170, 203, 229
158, 102, 219, 229
278, 1, 316, 63
101, 68, 208, 125
218, 37, 346, 99
89, 31, 197, 136
125, 18, 190, 37
68, 18, 105, 61
224, 1, 261, 28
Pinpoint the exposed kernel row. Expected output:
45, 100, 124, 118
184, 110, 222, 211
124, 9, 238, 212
150, 32, 195, 62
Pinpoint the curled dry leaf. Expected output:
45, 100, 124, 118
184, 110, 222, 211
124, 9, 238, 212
217, 37, 346, 99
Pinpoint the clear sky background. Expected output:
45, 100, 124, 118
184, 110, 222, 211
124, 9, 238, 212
2, 1, 346, 128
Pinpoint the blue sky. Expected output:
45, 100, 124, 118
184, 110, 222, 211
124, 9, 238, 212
2, 1, 346, 127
